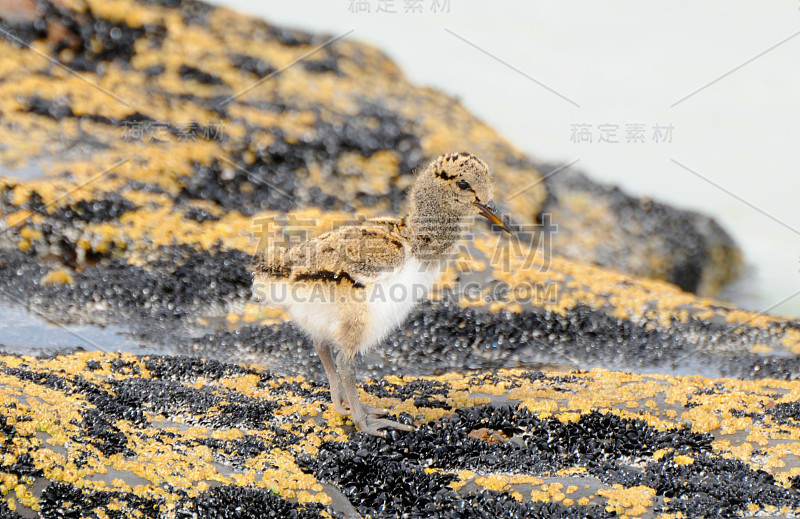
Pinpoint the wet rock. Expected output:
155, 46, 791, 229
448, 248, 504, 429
178, 64, 225, 85
0, 352, 798, 517
541, 166, 741, 294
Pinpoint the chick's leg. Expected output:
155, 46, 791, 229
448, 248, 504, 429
314, 340, 385, 416
337, 353, 413, 437
313, 339, 349, 415
334, 350, 389, 417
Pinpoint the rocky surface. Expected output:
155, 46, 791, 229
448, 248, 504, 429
0, 0, 737, 295
0, 0, 798, 517
1, 352, 800, 518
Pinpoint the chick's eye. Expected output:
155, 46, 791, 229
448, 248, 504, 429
456, 180, 471, 190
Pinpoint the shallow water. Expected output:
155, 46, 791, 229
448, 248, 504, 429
0, 160, 50, 181
0, 302, 142, 356
0, 298, 781, 383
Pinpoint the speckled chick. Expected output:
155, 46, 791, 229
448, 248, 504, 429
252, 152, 513, 436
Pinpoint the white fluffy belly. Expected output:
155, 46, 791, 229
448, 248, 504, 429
257, 258, 442, 352
275, 283, 342, 344
362, 258, 441, 351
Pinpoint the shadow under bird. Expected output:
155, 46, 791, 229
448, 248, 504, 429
252, 152, 513, 436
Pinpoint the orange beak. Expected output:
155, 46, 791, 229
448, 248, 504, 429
474, 201, 513, 234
